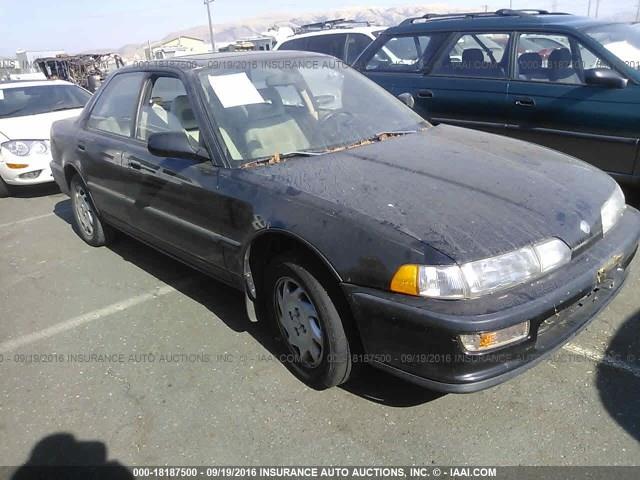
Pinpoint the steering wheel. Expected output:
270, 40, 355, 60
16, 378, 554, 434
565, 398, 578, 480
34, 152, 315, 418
317, 110, 359, 145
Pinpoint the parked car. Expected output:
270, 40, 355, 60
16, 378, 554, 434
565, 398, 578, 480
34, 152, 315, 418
355, 9, 640, 186
275, 19, 387, 65
50, 51, 640, 393
0, 80, 91, 197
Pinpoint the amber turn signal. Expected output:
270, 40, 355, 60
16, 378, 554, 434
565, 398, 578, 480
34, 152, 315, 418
390, 264, 419, 296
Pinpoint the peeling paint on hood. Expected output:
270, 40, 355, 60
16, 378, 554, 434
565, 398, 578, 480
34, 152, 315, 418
253, 124, 616, 263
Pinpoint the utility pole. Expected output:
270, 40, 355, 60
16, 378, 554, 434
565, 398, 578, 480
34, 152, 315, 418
587, 0, 592, 16
595, 0, 601, 18
636, 0, 640, 22
204, 0, 216, 53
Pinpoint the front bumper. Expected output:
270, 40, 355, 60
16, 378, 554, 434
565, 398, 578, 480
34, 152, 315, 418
0, 153, 55, 186
343, 207, 640, 393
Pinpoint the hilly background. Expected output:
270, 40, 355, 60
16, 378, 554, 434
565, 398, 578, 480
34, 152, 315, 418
116, 4, 454, 58
115, 3, 640, 59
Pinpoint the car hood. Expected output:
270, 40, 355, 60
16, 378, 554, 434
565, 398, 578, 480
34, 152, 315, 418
254, 125, 616, 263
0, 109, 83, 142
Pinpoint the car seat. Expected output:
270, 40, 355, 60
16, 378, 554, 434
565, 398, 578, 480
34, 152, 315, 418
517, 52, 545, 80
243, 87, 310, 158
548, 48, 580, 84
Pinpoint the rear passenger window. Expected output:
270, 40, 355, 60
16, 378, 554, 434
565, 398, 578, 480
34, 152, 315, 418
87, 72, 145, 137
365, 34, 442, 72
305, 34, 348, 60
279, 38, 308, 51
432, 33, 510, 78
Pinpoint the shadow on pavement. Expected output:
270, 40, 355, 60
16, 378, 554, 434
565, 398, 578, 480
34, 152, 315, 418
10, 433, 133, 479
596, 310, 640, 442
52, 199, 442, 408
8, 183, 61, 199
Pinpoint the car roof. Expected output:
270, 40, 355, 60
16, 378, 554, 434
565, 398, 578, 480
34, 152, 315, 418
386, 11, 606, 35
278, 26, 387, 42
0, 79, 75, 89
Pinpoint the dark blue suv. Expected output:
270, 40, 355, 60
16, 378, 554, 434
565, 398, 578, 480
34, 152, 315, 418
354, 9, 640, 185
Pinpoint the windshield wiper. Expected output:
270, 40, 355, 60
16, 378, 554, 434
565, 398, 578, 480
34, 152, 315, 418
49, 105, 83, 113
242, 150, 325, 169
369, 130, 420, 141
0, 107, 27, 118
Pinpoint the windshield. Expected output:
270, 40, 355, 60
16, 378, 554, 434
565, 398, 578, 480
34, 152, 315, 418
583, 23, 640, 75
0, 84, 91, 119
197, 57, 428, 165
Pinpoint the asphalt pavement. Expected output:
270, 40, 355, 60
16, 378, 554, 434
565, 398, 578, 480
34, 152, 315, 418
0, 183, 638, 468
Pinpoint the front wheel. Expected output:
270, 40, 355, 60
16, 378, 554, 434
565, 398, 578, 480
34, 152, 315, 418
264, 254, 353, 390
70, 175, 114, 247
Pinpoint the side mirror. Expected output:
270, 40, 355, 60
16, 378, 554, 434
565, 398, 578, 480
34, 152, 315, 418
147, 131, 209, 161
398, 92, 415, 109
584, 68, 628, 89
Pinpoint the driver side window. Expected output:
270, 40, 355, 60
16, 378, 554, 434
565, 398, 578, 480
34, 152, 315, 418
136, 76, 200, 143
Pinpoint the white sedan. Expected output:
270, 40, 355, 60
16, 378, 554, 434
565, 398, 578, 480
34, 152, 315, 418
0, 80, 91, 197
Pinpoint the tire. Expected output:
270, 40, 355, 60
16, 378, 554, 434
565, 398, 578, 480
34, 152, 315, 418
264, 253, 353, 390
70, 175, 114, 247
0, 177, 10, 198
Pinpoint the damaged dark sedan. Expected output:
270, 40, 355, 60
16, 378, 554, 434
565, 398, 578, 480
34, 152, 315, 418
50, 52, 640, 393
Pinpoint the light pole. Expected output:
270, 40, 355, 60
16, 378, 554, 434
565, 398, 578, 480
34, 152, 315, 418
204, 0, 216, 52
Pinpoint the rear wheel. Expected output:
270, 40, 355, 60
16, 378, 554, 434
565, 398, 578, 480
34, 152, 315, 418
70, 175, 114, 247
0, 177, 10, 198
264, 254, 353, 390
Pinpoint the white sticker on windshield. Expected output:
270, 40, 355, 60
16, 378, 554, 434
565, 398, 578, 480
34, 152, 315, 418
0, 90, 4, 101
208, 73, 265, 109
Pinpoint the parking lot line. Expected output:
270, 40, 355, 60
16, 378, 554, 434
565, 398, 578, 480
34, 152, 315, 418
0, 280, 192, 354
0, 213, 56, 229
563, 343, 640, 378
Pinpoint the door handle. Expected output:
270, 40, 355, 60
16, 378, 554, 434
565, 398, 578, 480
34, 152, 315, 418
417, 89, 434, 99
77, 144, 86, 152
129, 161, 142, 170
514, 97, 536, 107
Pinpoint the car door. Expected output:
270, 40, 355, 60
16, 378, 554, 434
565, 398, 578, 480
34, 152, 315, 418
359, 32, 449, 120
124, 74, 232, 279
80, 72, 146, 223
507, 32, 640, 175
423, 32, 513, 134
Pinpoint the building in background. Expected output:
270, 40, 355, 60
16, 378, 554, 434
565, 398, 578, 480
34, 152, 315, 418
146, 36, 211, 59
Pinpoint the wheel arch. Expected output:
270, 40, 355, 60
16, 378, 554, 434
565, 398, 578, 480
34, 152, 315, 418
244, 229, 343, 297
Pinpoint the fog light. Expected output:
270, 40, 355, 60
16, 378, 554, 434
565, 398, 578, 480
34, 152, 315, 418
19, 170, 42, 179
459, 322, 530, 353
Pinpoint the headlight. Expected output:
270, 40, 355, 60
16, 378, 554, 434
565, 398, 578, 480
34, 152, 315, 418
601, 184, 626, 235
1, 140, 50, 157
391, 238, 571, 299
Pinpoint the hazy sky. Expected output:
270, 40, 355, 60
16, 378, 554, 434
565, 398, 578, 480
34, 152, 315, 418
0, 0, 636, 56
